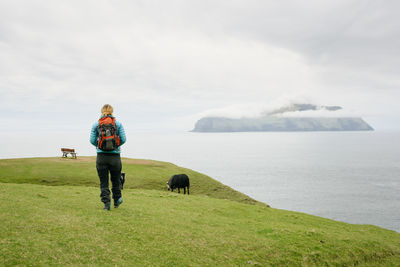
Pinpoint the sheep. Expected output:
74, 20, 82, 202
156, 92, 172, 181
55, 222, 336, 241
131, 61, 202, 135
166, 174, 190, 194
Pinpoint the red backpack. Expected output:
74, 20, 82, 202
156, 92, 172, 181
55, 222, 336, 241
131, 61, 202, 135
97, 116, 121, 151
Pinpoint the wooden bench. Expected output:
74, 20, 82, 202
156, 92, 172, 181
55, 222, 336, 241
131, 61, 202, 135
61, 148, 77, 159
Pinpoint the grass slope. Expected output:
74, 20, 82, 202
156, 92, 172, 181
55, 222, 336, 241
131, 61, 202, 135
0, 157, 257, 205
1, 157, 400, 266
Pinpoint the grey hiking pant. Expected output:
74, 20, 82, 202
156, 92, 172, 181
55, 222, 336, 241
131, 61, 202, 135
96, 153, 122, 203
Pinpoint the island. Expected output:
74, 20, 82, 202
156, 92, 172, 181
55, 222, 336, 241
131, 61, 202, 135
192, 104, 374, 132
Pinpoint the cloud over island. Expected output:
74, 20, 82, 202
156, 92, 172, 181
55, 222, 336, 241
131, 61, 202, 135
1, 1, 400, 131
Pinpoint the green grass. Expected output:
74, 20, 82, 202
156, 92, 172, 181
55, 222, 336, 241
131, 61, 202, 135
0, 157, 257, 205
1, 157, 400, 266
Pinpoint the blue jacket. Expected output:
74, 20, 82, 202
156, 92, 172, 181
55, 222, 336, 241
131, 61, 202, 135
90, 115, 126, 154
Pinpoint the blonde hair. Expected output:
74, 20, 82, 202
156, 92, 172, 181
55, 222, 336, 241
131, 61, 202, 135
101, 104, 114, 116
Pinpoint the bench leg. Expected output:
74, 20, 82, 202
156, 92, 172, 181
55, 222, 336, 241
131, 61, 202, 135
62, 152, 76, 158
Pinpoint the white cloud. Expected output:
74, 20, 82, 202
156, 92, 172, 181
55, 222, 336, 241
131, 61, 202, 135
277, 109, 359, 118
0, 0, 400, 131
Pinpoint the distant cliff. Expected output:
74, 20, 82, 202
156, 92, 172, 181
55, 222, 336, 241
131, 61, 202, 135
192, 104, 374, 132
192, 117, 373, 132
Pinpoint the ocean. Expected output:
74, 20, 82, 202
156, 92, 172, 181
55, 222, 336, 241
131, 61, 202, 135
1, 131, 399, 232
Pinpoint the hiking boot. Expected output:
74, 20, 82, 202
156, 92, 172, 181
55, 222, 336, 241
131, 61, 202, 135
103, 202, 111, 211
114, 197, 123, 208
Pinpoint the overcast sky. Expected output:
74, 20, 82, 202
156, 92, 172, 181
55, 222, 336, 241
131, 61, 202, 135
1, 0, 400, 132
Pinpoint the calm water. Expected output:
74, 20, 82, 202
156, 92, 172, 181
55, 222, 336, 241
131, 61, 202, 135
1, 131, 399, 232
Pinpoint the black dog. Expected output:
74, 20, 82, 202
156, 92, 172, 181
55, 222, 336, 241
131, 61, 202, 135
167, 174, 190, 194
120, 172, 125, 190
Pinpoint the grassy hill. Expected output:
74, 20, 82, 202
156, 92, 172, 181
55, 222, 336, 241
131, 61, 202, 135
1, 157, 400, 266
0, 157, 257, 205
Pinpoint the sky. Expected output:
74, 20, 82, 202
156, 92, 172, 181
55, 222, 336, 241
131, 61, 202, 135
1, 0, 400, 133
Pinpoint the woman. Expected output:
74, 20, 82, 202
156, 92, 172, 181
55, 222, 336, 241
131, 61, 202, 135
90, 104, 126, 210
